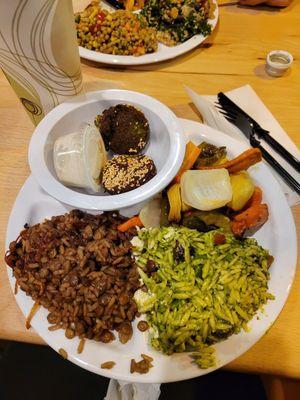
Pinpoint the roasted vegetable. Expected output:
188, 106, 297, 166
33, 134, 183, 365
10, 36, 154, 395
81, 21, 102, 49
244, 186, 263, 208
117, 216, 143, 232
181, 199, 192, 212
181, 169, 232, 211
197, 148, 262, 174
182, 214, 211, 232
139, 197, 161, 228
230, 204, 269, 237
194, 142, 227, 168
167, 183, 181, 222
227, 171, 255, 211
173, 141, 201, 183
182, 210, 232, 233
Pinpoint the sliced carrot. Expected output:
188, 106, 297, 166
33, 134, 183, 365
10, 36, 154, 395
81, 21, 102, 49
230, 203, 269, 237
173, 141, 201, 183
117, 216, 143, 232
244, 186, 263, 208
234, 203, 268, 225
197, 148, 262, 174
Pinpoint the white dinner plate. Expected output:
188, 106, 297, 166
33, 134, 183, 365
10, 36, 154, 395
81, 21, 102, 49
78, 2, 218, 65
5, 119, 297, 383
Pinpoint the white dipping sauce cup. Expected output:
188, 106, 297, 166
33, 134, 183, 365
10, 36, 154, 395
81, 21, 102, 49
53, 124, 104, 193
266, 50, 293, 77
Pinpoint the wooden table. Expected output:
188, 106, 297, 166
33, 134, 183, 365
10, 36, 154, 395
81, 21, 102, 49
0, 0, 299, 380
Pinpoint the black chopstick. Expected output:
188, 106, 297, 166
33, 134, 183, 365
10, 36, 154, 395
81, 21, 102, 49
250, 135, 300, 195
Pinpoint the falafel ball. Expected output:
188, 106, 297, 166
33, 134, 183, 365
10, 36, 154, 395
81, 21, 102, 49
94, 104, 150, 155
102, 154, 156, 195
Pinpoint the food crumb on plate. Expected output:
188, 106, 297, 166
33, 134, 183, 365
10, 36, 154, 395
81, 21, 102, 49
77, 338, 86, 354
130, 355, 154, 374
101, 361, 116, 369
141, 353, 153, 362
137, 320, 149, 332
59, 348, 68, 359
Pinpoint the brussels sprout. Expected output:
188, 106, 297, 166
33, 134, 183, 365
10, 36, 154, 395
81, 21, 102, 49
182, 210, 231, 233
194, 142, 227, 168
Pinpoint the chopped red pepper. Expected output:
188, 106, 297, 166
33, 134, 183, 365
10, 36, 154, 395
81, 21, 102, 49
97, 11, 105, 22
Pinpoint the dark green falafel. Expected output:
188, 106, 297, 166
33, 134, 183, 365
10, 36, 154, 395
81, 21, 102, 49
95, 104, 150, 155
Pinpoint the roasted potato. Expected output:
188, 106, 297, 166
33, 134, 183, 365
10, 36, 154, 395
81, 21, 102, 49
227, 171, 254, 211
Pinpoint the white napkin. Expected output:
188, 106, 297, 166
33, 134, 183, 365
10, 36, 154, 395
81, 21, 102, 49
104, 380, 161, 400
185, 85, 300, 206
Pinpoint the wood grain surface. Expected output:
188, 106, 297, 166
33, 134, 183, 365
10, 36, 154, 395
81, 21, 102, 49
0, 0, 299, 378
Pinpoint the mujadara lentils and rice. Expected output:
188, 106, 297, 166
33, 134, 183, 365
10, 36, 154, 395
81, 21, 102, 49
5, 211, 140, 344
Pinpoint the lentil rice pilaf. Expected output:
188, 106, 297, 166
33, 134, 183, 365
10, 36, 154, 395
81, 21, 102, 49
5, 210, 141, 344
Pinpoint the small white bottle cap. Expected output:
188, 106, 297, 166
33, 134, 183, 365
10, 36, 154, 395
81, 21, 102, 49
266, 50, 293, 77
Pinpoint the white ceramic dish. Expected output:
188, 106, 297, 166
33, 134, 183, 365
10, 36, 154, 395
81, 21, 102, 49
28, 90, 185, 211
78, 2, 219, 66
6, 119, 297, 383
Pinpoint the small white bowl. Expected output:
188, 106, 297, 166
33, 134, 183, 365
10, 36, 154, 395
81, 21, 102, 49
28, 90, 185, 211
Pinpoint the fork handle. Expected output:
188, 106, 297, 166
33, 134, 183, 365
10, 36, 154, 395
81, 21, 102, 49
251, 139, 300, 195
255, 128, 300, 172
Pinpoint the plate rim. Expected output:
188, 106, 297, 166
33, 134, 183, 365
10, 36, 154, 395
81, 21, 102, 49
78, 2, 219, 66
6, 118, 297, 383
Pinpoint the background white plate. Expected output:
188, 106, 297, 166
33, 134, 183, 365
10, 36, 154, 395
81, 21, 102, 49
5, 119, 297, 383
78, 2, 219, 65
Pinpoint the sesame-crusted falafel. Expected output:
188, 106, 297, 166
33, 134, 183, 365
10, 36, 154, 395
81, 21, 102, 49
95, 104, 150, 155
102, 154, 156, 195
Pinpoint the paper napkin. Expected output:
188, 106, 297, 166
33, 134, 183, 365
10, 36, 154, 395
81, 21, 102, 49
104, 379, 161, 400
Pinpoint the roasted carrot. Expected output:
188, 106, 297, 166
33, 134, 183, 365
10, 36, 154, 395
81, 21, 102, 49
234, 203, 268, 224
197, 148, 262, 174
173, 141, 201, 183
244, 186, 263, 208
117, 216, 143, 232
231, 203, 269, 237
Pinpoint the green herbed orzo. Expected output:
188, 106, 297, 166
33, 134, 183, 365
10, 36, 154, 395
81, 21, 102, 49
133, 226, 274, 369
